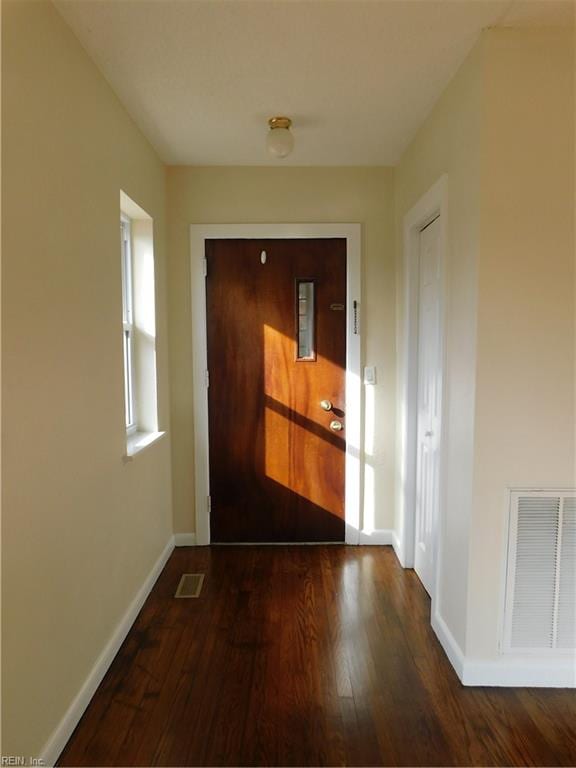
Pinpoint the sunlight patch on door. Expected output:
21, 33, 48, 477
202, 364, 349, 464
262, 323, 344, 515
263, 323, 344, 403
264, 403, 341, 514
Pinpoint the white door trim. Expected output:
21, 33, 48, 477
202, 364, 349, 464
190, 223, 362, 546
399, 177, 448, 610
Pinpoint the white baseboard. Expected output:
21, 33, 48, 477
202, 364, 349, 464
358, 529, 394, 545
174, 532, 197, 546
432, 610, 575, 688
391, 530, 405, 565
40, 537, 175, 766
431, 610, 465, 680
462, 656, 576, 687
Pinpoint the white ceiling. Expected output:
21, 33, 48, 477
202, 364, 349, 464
54, 0, 575, 166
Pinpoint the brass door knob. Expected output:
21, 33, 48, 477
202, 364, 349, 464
320, 399, 333, 411
330, 420, 343, 432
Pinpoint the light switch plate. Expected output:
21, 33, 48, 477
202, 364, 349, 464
364, 366, 377, 385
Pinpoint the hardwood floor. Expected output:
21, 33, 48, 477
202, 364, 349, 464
58, 546, 576, 767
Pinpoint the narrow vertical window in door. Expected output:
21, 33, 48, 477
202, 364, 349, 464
296, 280, 315, 360
414, 216, 442, 595
206, 239, 346, 542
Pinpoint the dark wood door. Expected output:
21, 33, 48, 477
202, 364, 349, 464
206, 238, 346, 542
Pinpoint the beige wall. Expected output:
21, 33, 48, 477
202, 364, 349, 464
395, 27, 575, 661
467, 28, 575, 659
395, 42, 483, 649
166, 166, 396, 536
2, 0, 172, 756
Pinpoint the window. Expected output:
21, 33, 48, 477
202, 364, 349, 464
121, 216, 136, 432
296, 280, 315, 360
120, 191, 163, 456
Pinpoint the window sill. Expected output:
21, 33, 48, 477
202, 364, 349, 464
124, 430, 166, 462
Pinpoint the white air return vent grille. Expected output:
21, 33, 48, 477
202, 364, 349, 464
503, 490, 576, 653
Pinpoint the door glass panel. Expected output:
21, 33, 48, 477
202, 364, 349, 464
296, 280, 315, 360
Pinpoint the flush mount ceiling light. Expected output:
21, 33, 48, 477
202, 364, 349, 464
266, 116, 294, 159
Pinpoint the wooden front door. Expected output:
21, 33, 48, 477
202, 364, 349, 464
206, 238, 346, 542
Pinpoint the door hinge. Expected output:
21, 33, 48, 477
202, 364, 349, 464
207, 495, 211, 515
203, 258, 208, 277
205, 369, 210, 388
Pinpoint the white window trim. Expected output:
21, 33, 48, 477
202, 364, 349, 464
189, 223, 362, 546
120, 194, 163, 461
124, 429, 166, 461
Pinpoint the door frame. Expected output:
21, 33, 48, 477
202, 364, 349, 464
190, 224, 362, 546
399, 176, 448, 605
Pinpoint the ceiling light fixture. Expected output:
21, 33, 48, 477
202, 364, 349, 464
266, 116, 294, 159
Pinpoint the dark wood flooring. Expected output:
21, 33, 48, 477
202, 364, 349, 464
58, 546, 576, 766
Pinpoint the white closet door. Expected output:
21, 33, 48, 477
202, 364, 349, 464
414, 217, 442, 596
